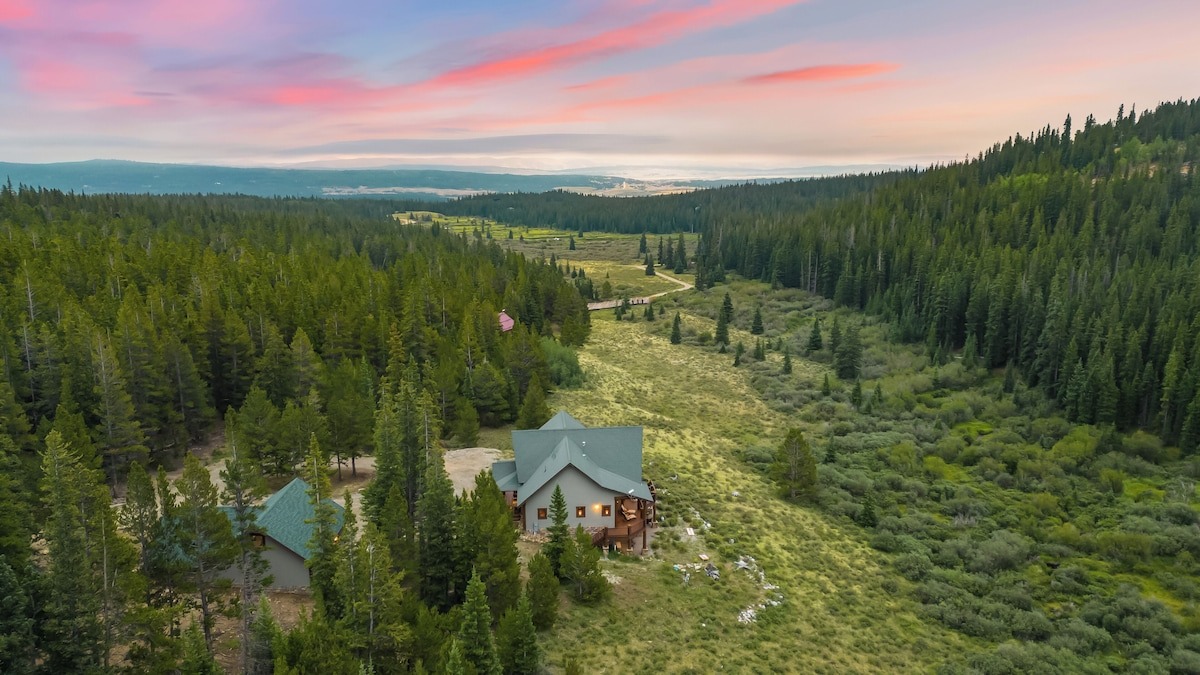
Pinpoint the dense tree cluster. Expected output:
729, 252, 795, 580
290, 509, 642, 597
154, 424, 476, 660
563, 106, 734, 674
705, 99, 1200, 438
0, 189, 588, 483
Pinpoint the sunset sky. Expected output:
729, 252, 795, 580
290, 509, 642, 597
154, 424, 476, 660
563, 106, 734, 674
0, 0, 1197, 177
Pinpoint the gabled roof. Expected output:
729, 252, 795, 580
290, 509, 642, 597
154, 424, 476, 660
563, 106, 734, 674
492, 460, 520, 492
222, 477, 344, 561
540, 410, 585, 430
515, 437, 652, 505
512, 419, 643, 483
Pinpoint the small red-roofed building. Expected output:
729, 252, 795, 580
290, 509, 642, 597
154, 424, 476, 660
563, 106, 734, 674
498, 310, 515, 332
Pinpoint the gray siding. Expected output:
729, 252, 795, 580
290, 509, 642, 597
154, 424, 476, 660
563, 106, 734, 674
523, 465, 618, 533
220, 536, 311, 589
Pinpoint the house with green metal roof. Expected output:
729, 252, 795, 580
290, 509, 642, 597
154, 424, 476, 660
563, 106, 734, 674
493, 410, 656, 552
220, 477, 345, 589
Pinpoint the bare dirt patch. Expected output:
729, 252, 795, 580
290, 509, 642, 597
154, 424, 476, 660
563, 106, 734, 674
446, 446, 502, 495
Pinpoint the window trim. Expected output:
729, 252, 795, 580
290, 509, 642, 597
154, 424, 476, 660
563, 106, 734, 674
537, 508, 548, 519
575, 506, 586, 518
601, 504, 612, 517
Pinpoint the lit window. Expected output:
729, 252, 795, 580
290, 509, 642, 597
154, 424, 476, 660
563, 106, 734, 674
602, 505, 612, 517
537, 508, 548, 519
251, 533, 266, 548
575, 506, 586, 518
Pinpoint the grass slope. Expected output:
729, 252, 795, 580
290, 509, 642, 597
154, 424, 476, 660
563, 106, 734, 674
542, 313, 970, 673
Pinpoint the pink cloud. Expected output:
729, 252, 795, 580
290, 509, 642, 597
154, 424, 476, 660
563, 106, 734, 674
742, 62, 898, 85
427, 0, 803, 87
0, 0, 33, 23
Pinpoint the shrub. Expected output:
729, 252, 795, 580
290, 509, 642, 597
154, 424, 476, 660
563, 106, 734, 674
969, 530, 1032, 574
541, 338, 586, 388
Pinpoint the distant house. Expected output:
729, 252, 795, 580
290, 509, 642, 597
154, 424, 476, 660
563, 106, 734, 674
221, 477, 345, 589
498, 310, 515, 332
493, 411, 656, 552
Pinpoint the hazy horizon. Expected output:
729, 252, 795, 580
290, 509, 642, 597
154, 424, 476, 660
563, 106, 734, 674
1, 0, 1197, 174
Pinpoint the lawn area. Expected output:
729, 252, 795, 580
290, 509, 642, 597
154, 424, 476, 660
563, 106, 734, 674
541, 312, 971, 673
578, 260, 687, 299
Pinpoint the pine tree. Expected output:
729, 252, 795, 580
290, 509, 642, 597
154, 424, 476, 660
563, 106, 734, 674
0, 435, 31, 566
496, 593, 540, 675
670, 313, 682, 344
856, 492, 878, 528
445, 639, 468, 675
644, 303, 655, 321
515, 373, 551, 429
180, 622, 222, 675
714, 301, 731, 348
751, 307, 764, 335
0, 557, 35, 674
221, 437, 272, 670
462, 471, 521, 616
177, 452, 239, 649
1180, 392, 1200, 455
806, 317, 823, 354
782, 346, 792, 375
303, 434, 341, 618
753, 339, 765, 361
873, 382, 884, 406
457, 570, 499, 675
639, 232, 648, 255
772, 429, 818, 502
526, 552, 558, 630
417, 448, 461, 610
674, 232, 687, 273
40, 430, 106, 671
645, 255, 655, 276
850, 380, 863, 408
247, 597, 280, 675
834, 324, 862, 380
561, 525, 610, 603
733, 341, 745, 367
544, 485, 570, 577
821, 373, 832, 397
829, 317, 842, 355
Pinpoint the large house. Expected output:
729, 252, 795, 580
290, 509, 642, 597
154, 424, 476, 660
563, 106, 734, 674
492, 411, 656, 552
221, 477, 345, 589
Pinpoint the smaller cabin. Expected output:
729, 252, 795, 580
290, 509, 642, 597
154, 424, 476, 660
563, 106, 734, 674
498, 310, 515, 332
221, 477, 345, 589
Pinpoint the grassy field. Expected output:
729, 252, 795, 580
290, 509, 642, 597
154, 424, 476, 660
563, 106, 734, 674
394, 210, 700, 264
577, 260, 688, 299
541, 311, 972, 673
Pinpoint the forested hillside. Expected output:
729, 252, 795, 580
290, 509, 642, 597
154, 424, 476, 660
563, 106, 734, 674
395, 171, 905, 234
707, 99, 1200, 440
0, 188, 589, 481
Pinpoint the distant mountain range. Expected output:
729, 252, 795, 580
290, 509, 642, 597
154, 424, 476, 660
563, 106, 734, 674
0, 160, 770, 200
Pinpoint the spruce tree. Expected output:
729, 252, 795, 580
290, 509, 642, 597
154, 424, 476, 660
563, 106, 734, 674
247, 597, 280, 675
417, 448, 461, 609
303, 434, 341, 618
806, 317, 823, 354
645, 255, 655, 276
714, 299, 731, 347
834, 324, 862, 380
0, 558, 35, 674
177, 452, 239, 649
644, 303, 655, 321
782, 347, 793, 375
40, 430, 106, 671
829, 317, 842, 354
561, 525, 610, 603
221, 438, 271, 669
821, 373, 832, 397
670, 313, 682, 344
772, 428, 818, 502
457, 570, 499, 675
733, 341, 745, 367
850, 380, 863, 408
544, 485, 570, 577
0, 435, 31, 566
856, 492, 879, 528
462, 471, 521, 616
751, 306, 764, 335
497, 593, 540, 675
515, 373, 551, 430
526, 552, 559, 630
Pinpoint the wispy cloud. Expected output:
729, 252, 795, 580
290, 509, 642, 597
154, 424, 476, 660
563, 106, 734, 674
743, 63, 899, 85
424, 0, 804, 88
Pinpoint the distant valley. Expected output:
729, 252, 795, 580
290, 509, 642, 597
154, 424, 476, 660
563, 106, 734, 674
0, 160, 749, 199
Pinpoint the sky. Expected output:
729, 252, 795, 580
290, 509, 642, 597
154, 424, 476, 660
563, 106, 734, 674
0, 0, 1197, 178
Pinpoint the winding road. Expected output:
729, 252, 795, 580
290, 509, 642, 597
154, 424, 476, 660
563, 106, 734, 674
587, 268, 694, 311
